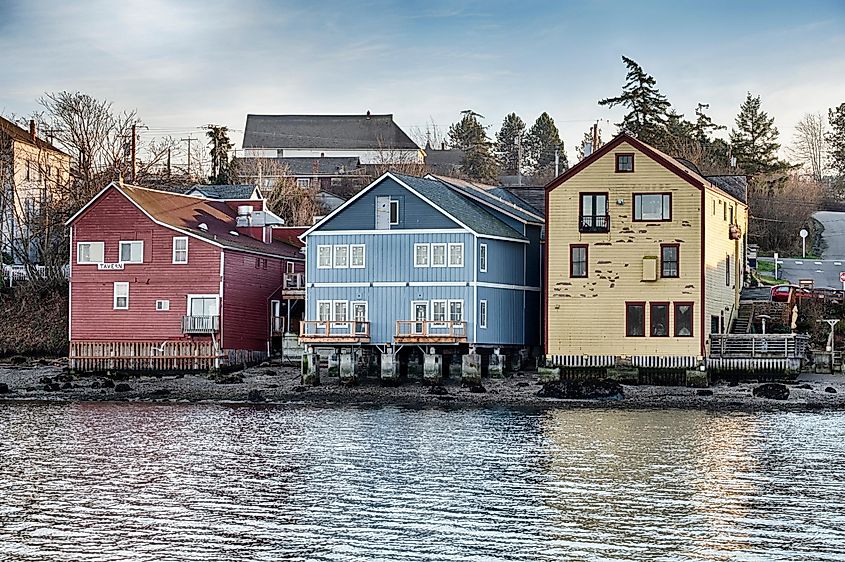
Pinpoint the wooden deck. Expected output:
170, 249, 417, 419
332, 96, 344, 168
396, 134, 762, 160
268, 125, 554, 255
299, 320, 370, 344
281, 273, 305, 299
394, 320, 467, 344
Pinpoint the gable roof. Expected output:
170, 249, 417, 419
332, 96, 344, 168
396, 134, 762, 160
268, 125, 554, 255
0, 116, 69, 156
274, 156, 362, 175
546, 132, 748, 206
186, 184, 262, 200
67, 182, 302, 259
428, 175, 544, 224
243, 114, 419, 150
302, 172, 527, 242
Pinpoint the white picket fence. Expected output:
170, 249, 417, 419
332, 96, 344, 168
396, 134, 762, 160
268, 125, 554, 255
2, 264, 69, 286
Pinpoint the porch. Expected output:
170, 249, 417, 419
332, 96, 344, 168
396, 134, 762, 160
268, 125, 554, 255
181, 315, 220, 335
394, 320, 467, 344
707, 333, 809, 372
299, 320, 370, 343
281, 273, 305, 298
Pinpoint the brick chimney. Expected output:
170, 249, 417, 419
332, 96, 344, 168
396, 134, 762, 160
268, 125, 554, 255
29, 119, 36, 143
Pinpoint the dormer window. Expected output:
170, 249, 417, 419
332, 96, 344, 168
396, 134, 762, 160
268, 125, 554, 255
615, 153, 634, 173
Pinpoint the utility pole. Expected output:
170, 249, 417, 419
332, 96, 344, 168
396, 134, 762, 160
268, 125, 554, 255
554, 148, 560, 177
130, 124, 137, 182
515, 136, 523, 187
181, 135, 194, 178
592, 122, 599, 153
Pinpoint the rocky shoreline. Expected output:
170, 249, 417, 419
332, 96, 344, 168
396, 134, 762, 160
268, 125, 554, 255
1, 359, 844, 410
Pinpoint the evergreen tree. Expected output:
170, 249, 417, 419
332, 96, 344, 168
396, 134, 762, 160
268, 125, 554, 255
729, 93, 788, 176
207, 125, 233, 184
827, 102, 845, 177
692, 103, 725, 144
523, 112, 568, 177
495, 113, 526, 176
576, 124, 603, 161
598, 56, 671, 146
661, 109, 695, 151
447, 110, 498, 182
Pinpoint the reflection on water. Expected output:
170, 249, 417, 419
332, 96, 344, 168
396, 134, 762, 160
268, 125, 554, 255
0, 403, 843, 561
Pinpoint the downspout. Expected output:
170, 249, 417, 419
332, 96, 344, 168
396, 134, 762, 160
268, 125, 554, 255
218, 251, 225, 368
472, 233, 478, 345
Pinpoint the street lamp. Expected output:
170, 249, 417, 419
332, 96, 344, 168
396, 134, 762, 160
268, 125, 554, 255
800, 229, 808, 258
758, 314, 772, 335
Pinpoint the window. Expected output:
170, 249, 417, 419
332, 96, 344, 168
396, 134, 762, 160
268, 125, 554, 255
432, 300, 447, 322
479, 300, 488, 329
650, 302, 669, 337
188, 295, 218, 317
156, 300, 170, 311
331, 177, 341, 187
317, 245, 332, 269
729, 205, 734, 224
350, 244, 365, 268
449, 300, 463, 322
712, 200, 716, 215
333, 301, 348, 322
389, 199, 400, 225
570, 244, 588, 278
119, 241, 143, 264
113, 282, 129, 310
432, 243, 447, 267
296, 178, 310, 188
674, 303, 694, 337
317, 301, 332, 321
479, 243, 488, 272
286, 261, 296, 273
352, 301, 368, 334
255, 258, 261, 269
414, 243, 430, 267
660, 244, 679, 278
726, 255, 731, 286
172, 237, 188, 264
448, 243, 464, 267
333, 245, 349, 269
579, 193, 609, 233
615, 153, 634, 173
262, 259, 268, 270
711, 315, 721, 334
625, 302, 645, 337
633, 193, 672, 221
77, 241, 104, 264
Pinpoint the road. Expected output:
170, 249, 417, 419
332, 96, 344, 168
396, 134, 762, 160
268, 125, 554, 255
761, 211, 845, 289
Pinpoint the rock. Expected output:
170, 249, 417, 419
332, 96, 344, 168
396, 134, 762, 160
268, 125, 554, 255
214, 374, 243, 385
260, 361, 271, 367
247, 390, 266, 403
9, 356, 26, 365
101, 379, 115, 388
114, 383, 132, 393
728, 380, 739, 387
685, 370, 709, 388
468, 384, 486, 394
91, 381, 101, 389
150, 389, 171, 397
696, 389, 713, 396
0, 383, 9, 394
429, 385, 448, 395
61, 382, 72, 390
537, 366, 561, 383
43, 383, 60, 392
25, 387, 35, 392
516, 381, 530, 387
825, 387, 837, 394
798, 384, 814, 390
292, 386, 307, 393
264, 369, 277, 377
537, 379, 624, 400
752, 383, 789, 400
39, 376, 53, 385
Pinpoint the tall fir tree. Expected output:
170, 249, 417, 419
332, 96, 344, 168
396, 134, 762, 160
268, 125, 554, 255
692, 103, 725, 144
447, 110, 498, 182
729, 93, 788, 176
598, 56, 671, 146
827, 102, 845, 177
207, 125, 234, 184
523, 112, 568, 177
495, 113, 526, 176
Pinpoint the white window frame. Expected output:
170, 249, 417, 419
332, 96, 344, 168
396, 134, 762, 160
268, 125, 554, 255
113, 282, 129, 310
448, 243, 464, 268
414, 243, 430, 268
350, 244, 366, 268
333, 300, 349, 322
479, 300, 488, 329
317, 300, 332, 322
431, 299, 448, 323
186, 294, 219, 318
333, 245, 349, 269
296, 177, 311, 188
448, 299, 464, 322
172, 237, 189, 264
119, 240, 144, 264
351, 301, 368, 322
317, 245, 333, 269
389, 199, 400, 225
479, 243, 488, 273
77, 241, 104, 264
431, 243, 447, 268
156, 300, 170, 311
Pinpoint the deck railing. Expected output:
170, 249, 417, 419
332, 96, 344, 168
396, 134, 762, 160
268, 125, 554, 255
395, 320, 467, 342
283, 273, 305, 291
69, 340, 223, 372
299, 320, 370, 342
181, 315, 220, 334
709, 334, 809, 358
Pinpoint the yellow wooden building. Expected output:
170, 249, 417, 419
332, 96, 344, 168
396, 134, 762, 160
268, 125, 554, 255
544, 133, 748, 369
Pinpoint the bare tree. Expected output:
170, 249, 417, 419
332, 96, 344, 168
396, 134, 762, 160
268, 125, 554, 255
371, 136, 427, 177
748, 173, 822, 254
789, 112, 828, 183
264, 165, 322, 226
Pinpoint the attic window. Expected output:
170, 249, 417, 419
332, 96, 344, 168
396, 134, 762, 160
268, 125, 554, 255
615, 153, 634, 173
389, 200, 399, 225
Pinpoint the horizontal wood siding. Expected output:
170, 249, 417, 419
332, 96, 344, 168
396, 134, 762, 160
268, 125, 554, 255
70, 187, 221, 341
319, 178, 459, 230
546, 141, 702, 357
222, 252, 288, 352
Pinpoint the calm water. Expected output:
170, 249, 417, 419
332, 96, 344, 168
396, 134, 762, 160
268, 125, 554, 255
0, 403, 844, 561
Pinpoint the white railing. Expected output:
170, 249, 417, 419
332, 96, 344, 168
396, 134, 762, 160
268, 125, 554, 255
181, 315, 220, 334
709, 334, 809, 358
2, 264, 70, 285
283, 273, 305, 290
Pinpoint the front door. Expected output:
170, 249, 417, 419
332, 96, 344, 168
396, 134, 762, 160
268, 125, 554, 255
412, 301, 428, 335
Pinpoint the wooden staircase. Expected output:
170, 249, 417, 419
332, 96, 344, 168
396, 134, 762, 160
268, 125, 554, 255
731, 302, 753, 333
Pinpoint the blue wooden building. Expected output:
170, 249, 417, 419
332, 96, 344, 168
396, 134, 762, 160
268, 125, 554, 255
299, 172, 543, 381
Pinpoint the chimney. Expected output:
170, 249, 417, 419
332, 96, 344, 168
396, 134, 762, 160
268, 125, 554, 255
441, 142, 445, 150
29, 119, 36, 143
366, 110, 371, 119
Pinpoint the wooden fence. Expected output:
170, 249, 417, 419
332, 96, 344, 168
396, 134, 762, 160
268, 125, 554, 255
69, 341, 223, 372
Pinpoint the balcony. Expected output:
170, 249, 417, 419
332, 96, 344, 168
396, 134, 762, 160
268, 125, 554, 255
181, 315, 220, 335
299, 320, 370, 343
395, 320, 467, 344
282, 272, 305, 298
579, 214, 610, 233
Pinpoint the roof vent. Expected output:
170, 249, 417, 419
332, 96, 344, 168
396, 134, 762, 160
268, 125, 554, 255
198, 223, 208, 231
229, 230, 239, 236
366, 110, 371, 119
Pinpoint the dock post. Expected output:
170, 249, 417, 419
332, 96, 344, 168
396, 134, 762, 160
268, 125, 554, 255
302, 348, 320, 385
462, 352, 481, 385
423, 351, 442, 384
488, 349, 505, 378
381, 350, 399, 383
448, 353, 462, 378
339, 349, 356, 384
327, 352, 340, 377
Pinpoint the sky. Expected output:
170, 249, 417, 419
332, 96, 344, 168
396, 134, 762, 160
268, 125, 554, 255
1, 0, 844, 164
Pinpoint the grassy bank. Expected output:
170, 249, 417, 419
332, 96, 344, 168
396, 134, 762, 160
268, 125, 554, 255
0, 282, 68, 357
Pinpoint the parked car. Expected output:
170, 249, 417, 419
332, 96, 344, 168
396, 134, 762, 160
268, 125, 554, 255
771, 285, 798, 302
771, 285, 844, 303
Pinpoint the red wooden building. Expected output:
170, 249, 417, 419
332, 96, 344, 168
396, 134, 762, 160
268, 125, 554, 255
66, 181, 305, 372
